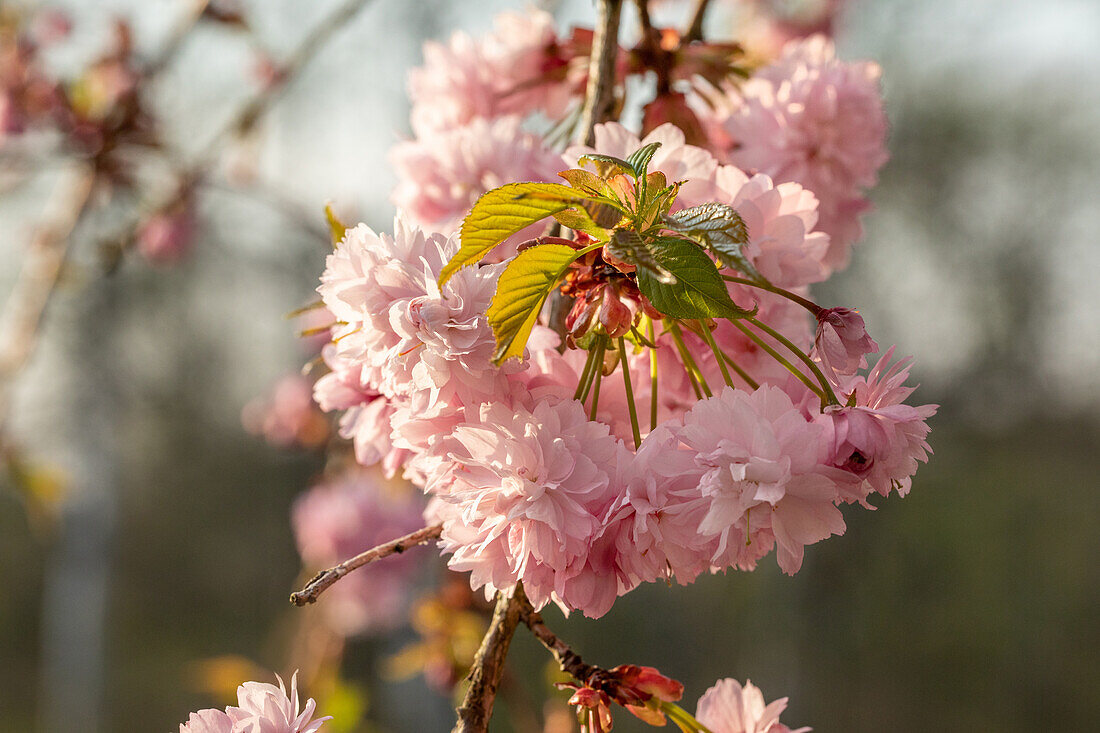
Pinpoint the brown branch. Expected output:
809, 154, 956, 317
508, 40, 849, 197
514, 586, 603, 685
452, 590, 525, 733
289, 524, 442, 606
0, 165, 97, 440
683, 0, 713, 43
634, 0, 672, 96
574, 0, 624, 146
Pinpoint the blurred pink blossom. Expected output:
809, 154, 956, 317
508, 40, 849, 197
293, 473, 424, 635
180, 672, 330, 733
408, 8, 575, 137
695, 678, 809, 733
720, 35, 888, 268
241, 374, 329, 450
391, 116, 561, 236
136, 201, 198, 264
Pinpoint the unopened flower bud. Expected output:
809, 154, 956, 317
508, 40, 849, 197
814, 306, 878, 375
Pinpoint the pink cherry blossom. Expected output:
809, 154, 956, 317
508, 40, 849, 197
391, 116, 562, 236
317, 215, 510, 412
312, 345, 408, 477
814, 306, 878, 376
180, 673, 330, 733
407, 8, 574, 137
817, 348, 936, 500
604, 424, 716, 586
136, 200, 197, 264
225, 672, 330, 733
678, 385, 846, 574
241, 374, 329, 450
292, 473, 424, 635
720, 35, 888, 268
425, 398, 627, 614
312, 345, 371, 413
695, 678, 809, 733
180, 709, 233, 733
708, 164, 832, 288
565, 122, 720, 206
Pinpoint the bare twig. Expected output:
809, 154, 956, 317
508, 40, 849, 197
452, 590, 525, 733
212, 0, 376, 154
574, 0, 623, 146
289, 524, 442, 606
111, 0, 379, 256
0, 0, 377, 442
683, 0, 713, 43
634, 0, 672, 96
514, 586, 603, 685
0, 165, 97, 440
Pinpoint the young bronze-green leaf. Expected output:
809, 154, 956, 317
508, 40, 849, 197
626, 141, 662, 179
440, 182, 580, 285
487, 243, 583, 363
636, 237, 756, 320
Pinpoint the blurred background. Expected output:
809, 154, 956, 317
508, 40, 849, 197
1, 0, 1097, 731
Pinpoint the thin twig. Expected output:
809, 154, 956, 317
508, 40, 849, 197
289, 524, 442, 606
452, 590, 525, 733
574, 0, 623, 146
0, 0, 377, 442
114, 0, 380, 255
634, 0, 671, 95
515, 586, 602, 685
683, 0, 713, 43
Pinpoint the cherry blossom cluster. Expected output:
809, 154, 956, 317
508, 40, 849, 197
177, 669, 805, 733
298, 8, 933, 626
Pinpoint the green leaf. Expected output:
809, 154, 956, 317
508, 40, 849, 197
578, 153, 633, 178
626, 142, 662, 179
440, 183, 581, 285
636, 237, 756, 320
324, 204, 347, 247
637, 174, 677, 230
663, 202, 765, 282
605, 229, 675, 283
487, 243, 584, 363
667, 202, 748, 237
